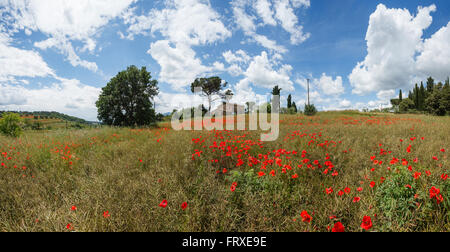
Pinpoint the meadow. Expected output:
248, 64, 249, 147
0, 111, 448, 232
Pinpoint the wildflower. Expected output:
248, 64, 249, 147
331, 222, 345, 232
66, 223, 74, 231
181, 202, 188, 210
103, 211, 111, 218
344, 187, 351, 194
71, 205, 77, 211
159, 200, 168, 208
325, 187, 333, 195
300, 211, 312, 223
413, 172, 421, 179
361, 216, 373, 230
353, 197, 361, 203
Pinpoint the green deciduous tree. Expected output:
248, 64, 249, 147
96, 65, 159, 127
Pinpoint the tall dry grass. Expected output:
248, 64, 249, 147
0, 112, 448, 232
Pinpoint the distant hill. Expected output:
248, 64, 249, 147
0, 111, 89, 124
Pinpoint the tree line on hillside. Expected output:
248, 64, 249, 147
0, 111, 88, 124
391, 77, 450, 116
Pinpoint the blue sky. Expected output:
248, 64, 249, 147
1, 0, 450, 121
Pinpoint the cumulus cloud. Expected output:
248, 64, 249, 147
349, 4, 450, 95
0, 0, 136, 71
0, 42, 55, 82
294, 73, 346, 111
416, 22, 450, 80
231, 0, 310, 52
0, 78, 100, 121
242, 51, 294, 91
273, 0, 310, 45
124, 0, 230, 90
148, 41, 213, 91
315, 74, 345, 96
124, 0, 231, 45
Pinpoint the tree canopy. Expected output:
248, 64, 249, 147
96, 66, 159, 127
191, 76, 228, 112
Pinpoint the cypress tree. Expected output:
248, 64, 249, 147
426, 77, 435, 94
419, 82, 426, 110
287, 94, 292, 108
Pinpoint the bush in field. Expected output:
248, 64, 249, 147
304, 104, 317, 116
0, 112, 23, 137
375, 166, 417, 230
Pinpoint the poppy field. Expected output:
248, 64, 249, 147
0, 111, 448, 232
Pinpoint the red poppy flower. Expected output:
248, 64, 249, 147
357, 187, 363, 192
440, 149, 445, 152
413, 172, 421, 179
353, 197, 361, 203
369, 181, 376, 188
361, 216, 373, 230
181, 202, 188, 210
406, 145, 412, 153
103, 211, 111, 218
300, 210, 312, 223
429, 187, 440, 199
441, 174, 448, 181
331, 222, 345, 232
344, 187, 351, 194
66, 223, 73, 230
325, 187, 333, 195
71, 205, 77, 211
159, 200, 168, 208
230, 184, 236, 192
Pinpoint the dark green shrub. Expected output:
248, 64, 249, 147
304, 104, 317, 116
0, 112, 23, 137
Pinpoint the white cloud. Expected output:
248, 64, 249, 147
223, 50, 251, 64
416, 22, 450, 80
254, 0, 277, 26
273, 0, 310, 45
0, 78, 100, 121
242, 51, 294, 91
125, 0, 231, 46
315, 73, 344, 96
231, 0, 309, 52
148, 40, 213, 91
349, 4, 438, 95
1, 0, 136, 71
125, 0, 231, 91
0, 40, 55, 82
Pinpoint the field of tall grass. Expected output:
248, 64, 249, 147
0, 112, 448, 232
